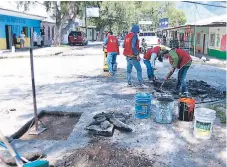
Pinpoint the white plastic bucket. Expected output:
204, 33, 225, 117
193, 108, 216, 140
11, 46, 15, 53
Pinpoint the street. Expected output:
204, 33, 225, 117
0, 45, 226, 167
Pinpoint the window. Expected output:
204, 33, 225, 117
69, 31, 82, 36
210, 33, 215, 47
197, 33, 200, 44
22, 27, 28, 36
52, 26, 55, 40
48, 26, 50, 40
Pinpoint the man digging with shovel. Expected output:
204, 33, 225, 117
161, 48, 192, 97
143, 46, 167, 83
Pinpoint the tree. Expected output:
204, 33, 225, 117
162, 8, 187, 27
17, 1, 82, 46
87, 1, 130, 41
17, 1, 187, 43
136, 2, 185, 30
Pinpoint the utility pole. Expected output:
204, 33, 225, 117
84, 1, 87, 35
194, 4, 197, 57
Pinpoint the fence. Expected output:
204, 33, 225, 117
161, 39, 195, 56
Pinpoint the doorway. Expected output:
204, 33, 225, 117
5, 25, 12, 49
203, 34, 208, 54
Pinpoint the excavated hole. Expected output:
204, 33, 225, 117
13, 111, 81, 140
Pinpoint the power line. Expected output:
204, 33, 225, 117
182, 1, 227, 8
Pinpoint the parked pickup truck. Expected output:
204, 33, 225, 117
138, 32, 160, 50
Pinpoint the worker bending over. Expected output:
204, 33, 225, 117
143, 46, 165, 82
162, 48, 192, 96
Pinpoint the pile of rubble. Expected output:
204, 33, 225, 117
154, 79, 226, 103
86, 112, 133, 137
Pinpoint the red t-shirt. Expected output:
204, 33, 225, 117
143, 46, 161, 60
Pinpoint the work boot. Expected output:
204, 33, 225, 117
180, 92, 189, 97
138, 84, 149, 89
109, 72, 114, 76
150, 76, 156, 83
127, 82, 132, 87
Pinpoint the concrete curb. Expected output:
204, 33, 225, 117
0, 43, 103, 60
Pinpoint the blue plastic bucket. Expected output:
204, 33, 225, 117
155, 97, 174, 124
135, 93, 152, 119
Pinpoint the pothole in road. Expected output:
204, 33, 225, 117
153, 79, 226, 103
15, 111, 81, 140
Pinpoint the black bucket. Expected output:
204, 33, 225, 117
178, 98, 195, 121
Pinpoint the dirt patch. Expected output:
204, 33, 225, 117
20, 113, 81, 140
54, 139, 154, 167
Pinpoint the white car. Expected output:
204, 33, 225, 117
138, 32, 160, 50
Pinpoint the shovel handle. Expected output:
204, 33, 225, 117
0, 130, 23, 167
159, 80, 165, 90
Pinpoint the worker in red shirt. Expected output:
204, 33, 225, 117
143, 46, 163, 82
104, 31, 120, 76
162, 48, 192, 96
123, 24, 145, 87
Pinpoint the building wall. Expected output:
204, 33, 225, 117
41, 22, 55, 46
86, 28, 97, 41
0, 14, 41, 49
195, 27, 209, 53
208, 27, 226, 59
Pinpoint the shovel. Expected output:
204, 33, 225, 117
0, 130, 49, 167
155, 80, 167, 93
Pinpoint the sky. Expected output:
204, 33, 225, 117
176, 1, 227, 24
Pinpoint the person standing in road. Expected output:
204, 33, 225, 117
161, 48, 192, 96
123, 24, 145, 87
104, 31, 120, 76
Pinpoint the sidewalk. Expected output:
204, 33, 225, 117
162, 45, 226, 68
0, 41, 104, 59
0, 47, 71, 59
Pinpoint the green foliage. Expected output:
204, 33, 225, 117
16, 1, 187, 41
87, 1, 186, 35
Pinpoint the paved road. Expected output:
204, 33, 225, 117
0, 45, 226, 166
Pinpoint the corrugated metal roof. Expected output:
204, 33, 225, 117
188, 14, 227, 25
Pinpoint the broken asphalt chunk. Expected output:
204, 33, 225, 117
86, 124, 114, 137
109, 118, 133, 132
100, 120, 111, 130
